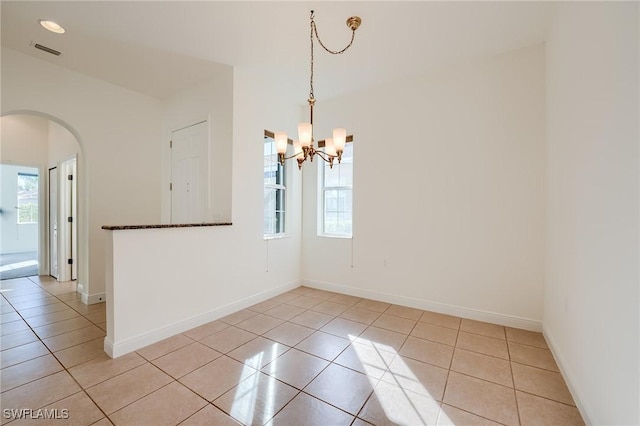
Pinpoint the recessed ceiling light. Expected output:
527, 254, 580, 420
38, 20, 65, 34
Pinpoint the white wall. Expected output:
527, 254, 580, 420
1, 48, 163, 302
105, 63, 303, 356
544, 3, 639, 425
302, 45, 546, 329
48, 120, 79, 167
161, 70, 234, 223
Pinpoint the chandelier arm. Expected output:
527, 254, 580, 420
313, 150, 338, 163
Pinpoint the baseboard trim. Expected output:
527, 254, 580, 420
81, 292, 106, 305
304, 279, 542, 332
106, 279, 300, 358
543, 326, 593, 425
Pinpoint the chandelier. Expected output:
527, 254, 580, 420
275, 10, 362, 169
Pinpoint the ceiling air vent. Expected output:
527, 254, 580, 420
33, 43, 61, 56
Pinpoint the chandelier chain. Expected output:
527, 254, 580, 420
308, 10, 358, 103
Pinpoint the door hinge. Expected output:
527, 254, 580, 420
68, 174, 73, 181
169, 183, 173, 191
68, 258, 73, 265
170, 140, 173, 148
67, 216, 73, 223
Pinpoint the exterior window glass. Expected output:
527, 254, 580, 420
321, 143, 353, 236
17, 173, 38, 224
264, 134, 286, 236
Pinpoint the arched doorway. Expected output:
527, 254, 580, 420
0, 113, 84, 288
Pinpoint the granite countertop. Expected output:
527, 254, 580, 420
102, 223, 232, 230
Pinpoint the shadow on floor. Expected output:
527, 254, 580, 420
0, 251, 38, 280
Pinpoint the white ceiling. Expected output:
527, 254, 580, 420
1, 1, 554, 101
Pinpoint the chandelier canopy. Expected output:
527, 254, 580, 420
276, 10, 362, 169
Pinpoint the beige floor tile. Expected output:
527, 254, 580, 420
328, 293, 362, 306
85, 311, 106, 324
12, 391, 105, 426
54, 337, 107, 368
511, 363, 575, 405
358, 380, 441, 426
284, 295, 321, 310
86, 363, 173, 414
153, 342, 222, 379
335, 342, 396, 380
437, 404, 502, 425
443, 371, 518, 425
180, 355, 256, 402
420, 311, 461, 330
509, 341, 559, 371
235, 314, 284, 335
289, 310, 333, 329
460, 319, 506, 340
56, 292, 82, 303
295, 331, 351, 361
41, 325, 105, 352
516, 390, 584, 426
182, 320, 229, 341
1, 320, 30, 336
269, 292, 299, 304
351, 418, 372, 426
0, 340, 49, 369
1, 311, 23, 323
304, 289, 337, 300
69, 352, 147, 388
68, 303, 105, 316
0, 329, 38, 351
399, 336, 454, 369
24, 308, 81, 328
355, 326, 408, 353
96, 322, 107, 331
265, 392, 354, 426
247, 299, 281, 313
181, 404, 242, 426
16, 303, 69, 319
110, 382, 207, 426
261, 348, 328, 389
411, 322, 458, 346
355, 299, 391, 313
136, 333, 194, 360
380, 356, 448, 401
506, 327, 548, 349
311, 301, 348, 316
384, 304, 423, 320
263, 304, 305, 321
263, 322, 314, 347
220, 309, 258, 325
32, 316, 93, 339
456, 331, 509, 359
304, 363, 376, 415
371, 314, 417, 334
320, 317, 367, 339
201, 327, 258, 354
227, 336, 289, 369
1, 371, 81, 412
0, 354, 63, 392
451, 348, 513, 387
287, 286, 314, 296
89, 418, 113, 426
339, 307, 381, 325
214, 372, 298, 425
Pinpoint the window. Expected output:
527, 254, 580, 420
320, 143, 353, 237
264, 133, 286, 236
17, 172, 39, 224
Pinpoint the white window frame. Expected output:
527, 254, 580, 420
264, 131, 287, 238
318, 142, 353, 238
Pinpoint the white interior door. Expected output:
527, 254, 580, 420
49, 167, 58, 279
171, 121, 208, 224
58, 157, 77, 282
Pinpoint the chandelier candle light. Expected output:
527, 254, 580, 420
276, 10, 361, 169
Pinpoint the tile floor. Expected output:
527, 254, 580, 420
0, 276, 585, 426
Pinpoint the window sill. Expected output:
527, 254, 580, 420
317, 234, 352, 239
264, 234, 290, 241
